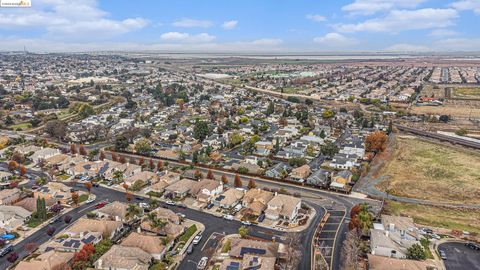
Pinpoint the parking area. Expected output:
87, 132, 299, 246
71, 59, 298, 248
316, 210, 346, 268
438, 242, 480, 270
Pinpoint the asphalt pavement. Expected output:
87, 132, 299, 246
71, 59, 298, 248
439, 242, 480, 270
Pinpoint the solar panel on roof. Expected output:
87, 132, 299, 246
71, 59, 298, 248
240, 247, 266, 256
82, 235, 96, 243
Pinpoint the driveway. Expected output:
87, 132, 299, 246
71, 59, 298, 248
438, 242, 480, 270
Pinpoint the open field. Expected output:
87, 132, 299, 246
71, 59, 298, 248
410, 103, 480, 118
376, 136, 480, 204
453, 87, 480, 99
384, 201, 480, 234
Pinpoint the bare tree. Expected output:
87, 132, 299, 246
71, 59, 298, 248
284, 232, 302, 270
341, 230, 361, 270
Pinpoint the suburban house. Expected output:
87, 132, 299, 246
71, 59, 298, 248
140, 208, 184, 239
30, 148, 61, 163
164, 179, 197, 199
367, 254, 439, 270
330, 170, 353, 191
120, 232, 166, 260
44, 231, 102, 253
66, 218, 124, 240
0, 188, 21, 205
370, 228, 419, 259
0, 171, 12, 182
329, 154, 359, 170
214, 188, 244, 209
306, 169, 331, 188
14, 250, 74, 270
241, 189, 274, 217
265, 194, 301, 222
229, 238, 279, 259
265, 163, 291, 178
95, 201, 129, 222
189, 179, 223, 203
94, 245, 153, 270
124, 171, 159, 186
34, 182, 81, 205
290, 164, 311, 181
0, 205, 32, 230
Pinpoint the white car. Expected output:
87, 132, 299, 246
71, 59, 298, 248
176, 212, 186, 218
139, 202, 150, 209
241, 221, 252, 226
192, 235, 202, 245
223, 214, 234, 220
197, 257, 208, 269
86, 198, 96, 204
166, 200, 176, 206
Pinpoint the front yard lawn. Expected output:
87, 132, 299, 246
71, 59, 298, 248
79, 194, 89, 203
178, 224, 197, 243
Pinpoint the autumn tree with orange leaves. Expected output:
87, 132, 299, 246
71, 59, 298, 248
247, 179, 256, 189
8, 160, 18, 172
19, 165, 27, 176
99, 151, 105, 161
79, 145, 87, 156
207, 169, 214, 179
234, 173, 242, 188
365, 131, 388, 153
221, 174, 228, 185
70, 144, 77, 155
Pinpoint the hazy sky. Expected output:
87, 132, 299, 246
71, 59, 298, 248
0, 0, 479, 52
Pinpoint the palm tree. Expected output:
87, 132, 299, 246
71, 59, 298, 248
145, 212, 167, 230
126, 204, 142, 220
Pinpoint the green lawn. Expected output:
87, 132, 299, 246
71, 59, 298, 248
79, 194, 89, 203
420, 238, 434, 259
10, 122, 32, 131
178, 224, 197, 243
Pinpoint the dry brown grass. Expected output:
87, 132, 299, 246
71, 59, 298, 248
384, 201, 480, 234
377, 136, 480, 204
410, 104, 480, 118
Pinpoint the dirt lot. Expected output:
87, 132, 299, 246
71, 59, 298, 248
376, 136, 480, 205
410, 102, 480, 118
453, 87, 480, 99
384, 201, 480, 234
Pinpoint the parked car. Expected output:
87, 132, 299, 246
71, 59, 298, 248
49, 216, 61, 224
223, 214, 234, 220
0, 244, 13, 257
193, 235, 202, 245
95, 201, 108, 209
139, 202, 150, 209
439, 250, 447, 260
257, 214, 265, 223
241, 221, 252, 226
176, 203, 187, 208
206, 203, 214, 209
86, 197, 96, 204
466, 242, 480, 250
187, 243, 194, 254
135, 196, 144, 201
166, 200, 176, 206
176, 212, 186, 218
197, 257, 208, 269
92, 182, 100, 187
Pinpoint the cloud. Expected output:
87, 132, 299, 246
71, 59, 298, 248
335, 8, 458, 33
247, 38, 283, 46
306, 14, 326, 22
451, 0, 480, 14
160, 32, 216, 43
342, 0, 426, 15
384, 43, 432, 52
172, 18, 213, 28
222, 20, 238, 30
313, 33, 357, 48
428, 29, 459, 37
0, 0, 148, 39
435, 38, 480, 51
